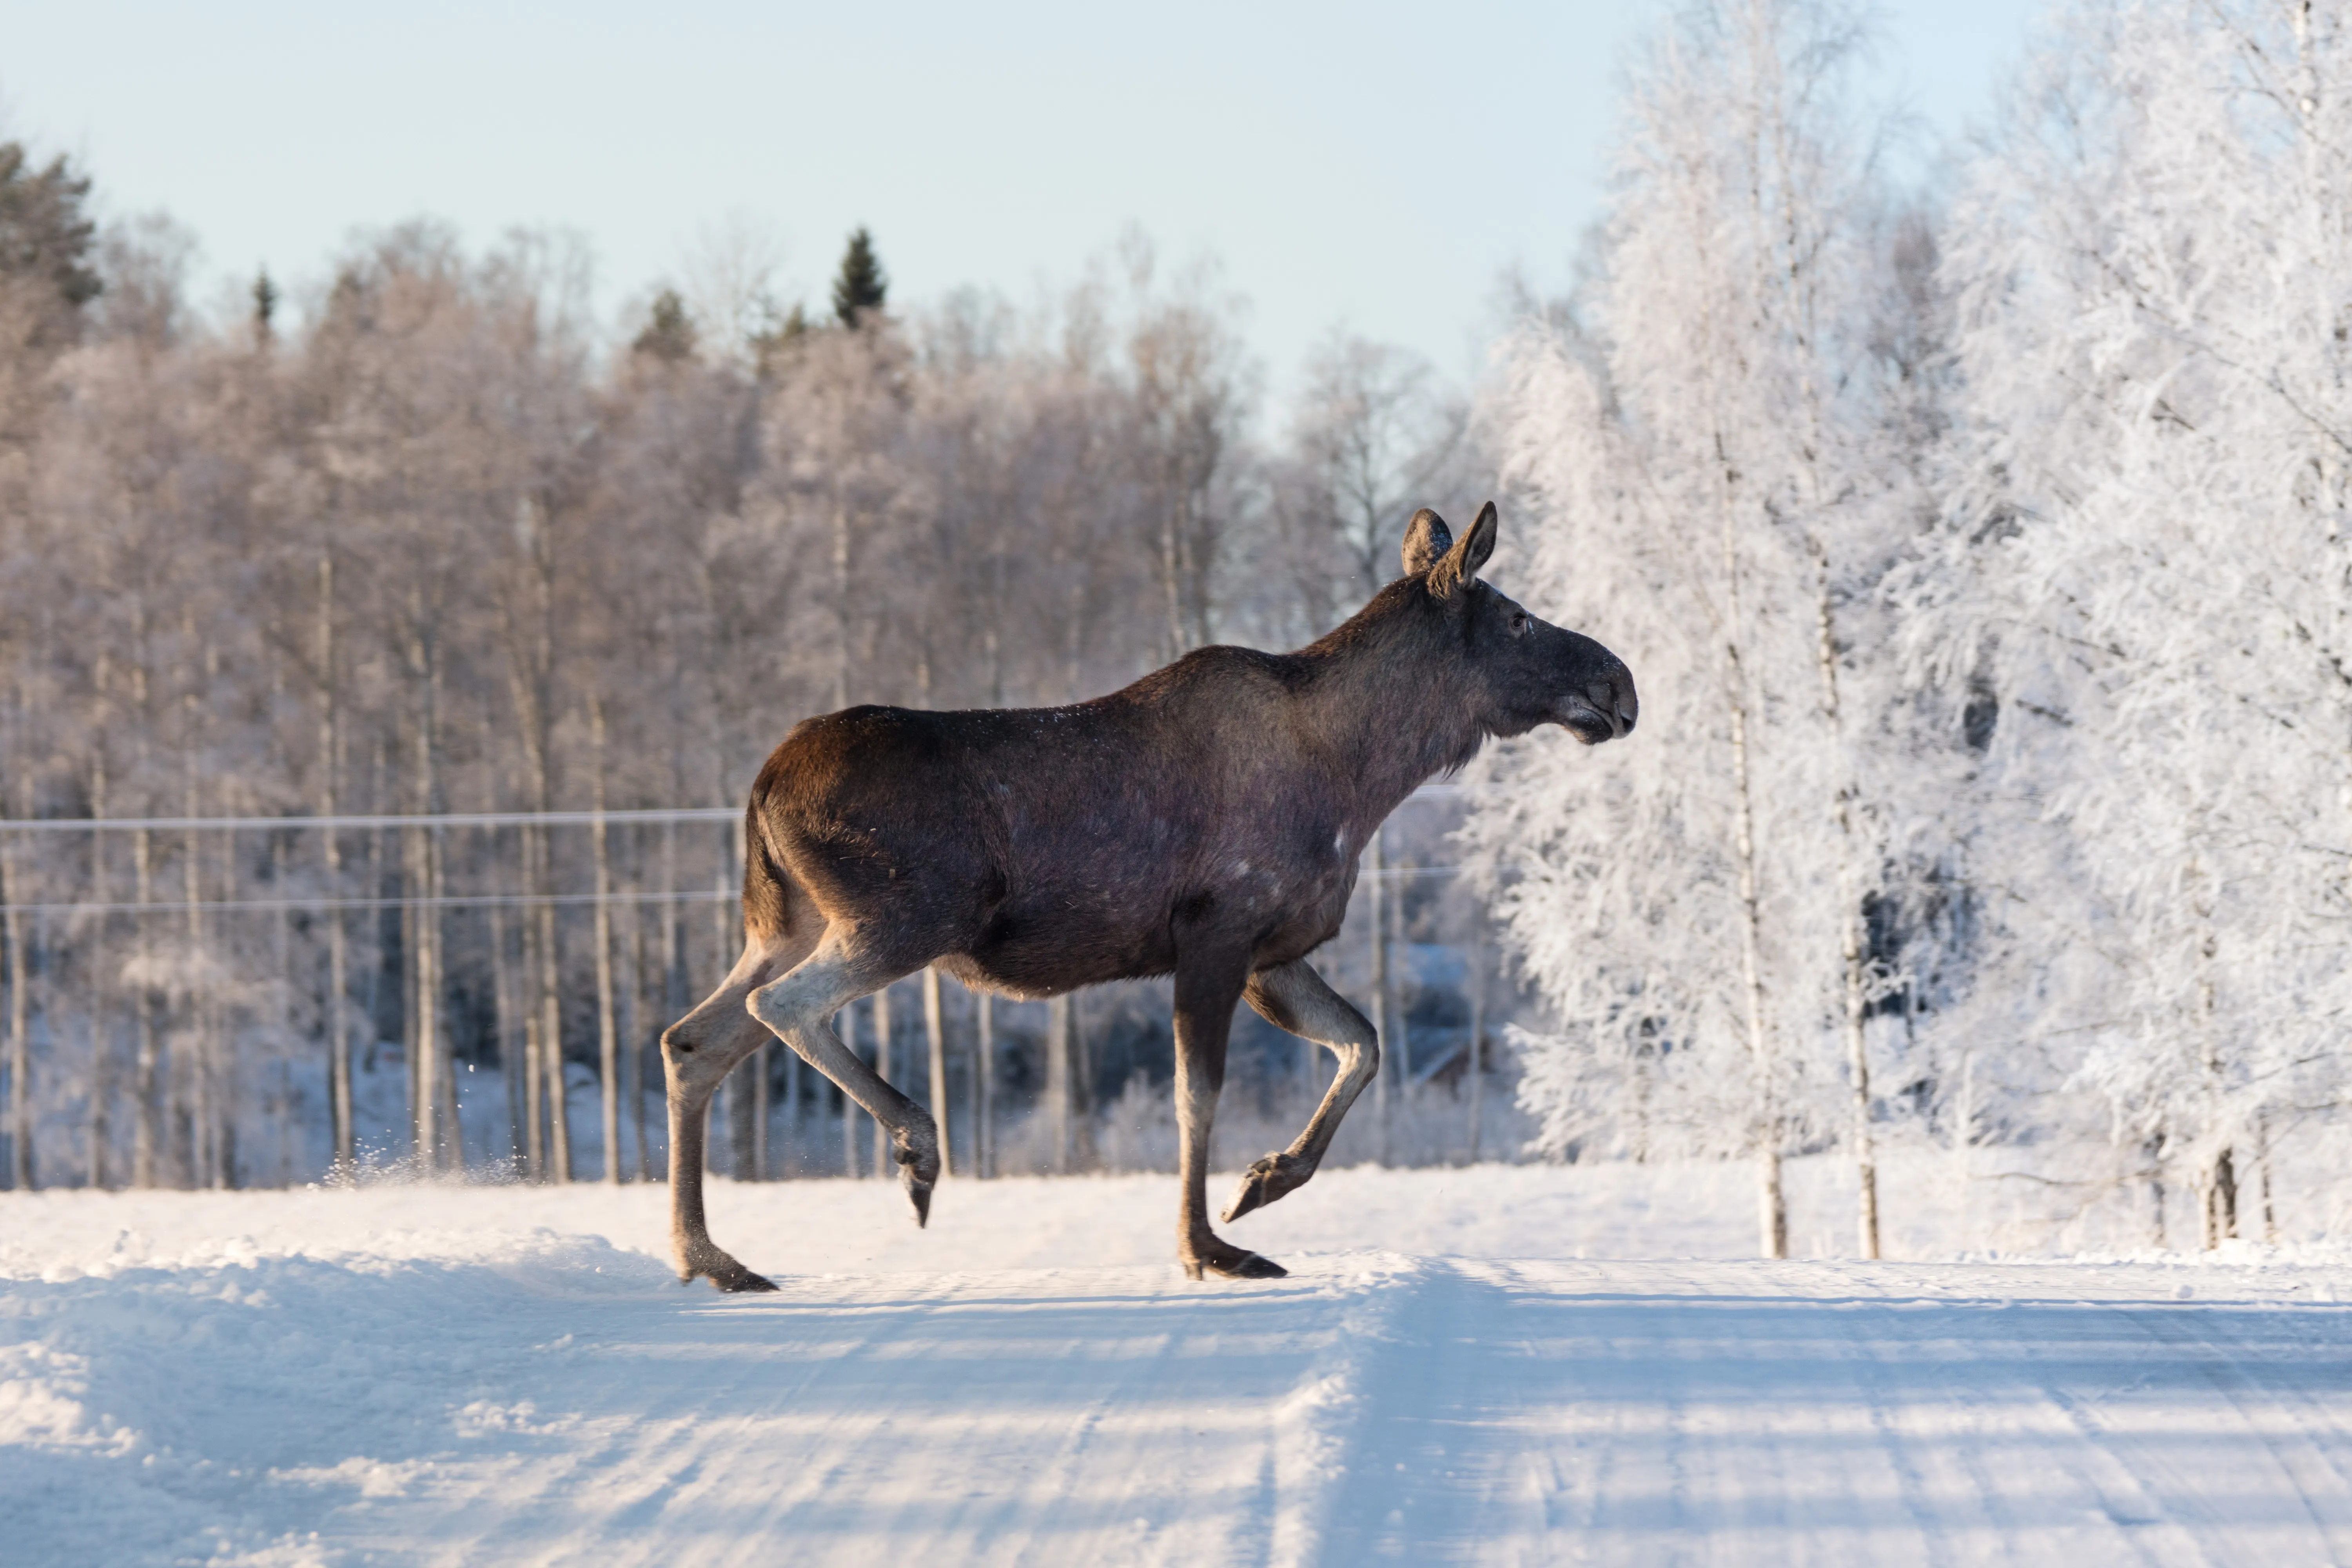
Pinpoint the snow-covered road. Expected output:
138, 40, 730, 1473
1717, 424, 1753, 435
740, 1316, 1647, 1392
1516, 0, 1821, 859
9, 1169, 2352, 1565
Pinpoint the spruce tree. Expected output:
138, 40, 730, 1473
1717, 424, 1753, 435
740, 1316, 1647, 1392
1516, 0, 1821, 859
830, 228, 887, 326
632, 288, 697, 363
0, 142, 100, 352
252, 268, 278, 344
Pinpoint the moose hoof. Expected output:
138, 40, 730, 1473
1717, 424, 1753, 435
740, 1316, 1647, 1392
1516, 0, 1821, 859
1182, 1245, 1290, 1282
894, 1137, 940, 1229
894, 1133, 941, 1232
712, 1266, 782, 1294
683, 1246, 779, 1294
1222, 1151, 1312, 1223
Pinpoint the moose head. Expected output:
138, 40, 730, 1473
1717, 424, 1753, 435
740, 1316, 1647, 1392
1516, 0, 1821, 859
1399, 501, 1639, 747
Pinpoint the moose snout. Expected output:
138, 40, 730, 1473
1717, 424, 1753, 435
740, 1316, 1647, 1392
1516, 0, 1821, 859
1603, 667, 1638, 737
1573, 662, 1637, 742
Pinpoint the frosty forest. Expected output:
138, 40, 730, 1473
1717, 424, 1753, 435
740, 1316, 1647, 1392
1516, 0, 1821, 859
3, 0, 2349, 1268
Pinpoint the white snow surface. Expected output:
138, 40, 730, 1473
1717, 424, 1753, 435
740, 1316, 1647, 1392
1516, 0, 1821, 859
9, 1161, 2352, 1565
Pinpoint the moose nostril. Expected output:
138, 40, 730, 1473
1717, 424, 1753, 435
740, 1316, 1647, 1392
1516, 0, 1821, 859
1607, 679, 1639, 737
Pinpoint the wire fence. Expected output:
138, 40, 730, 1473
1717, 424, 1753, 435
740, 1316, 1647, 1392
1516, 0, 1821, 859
0, 788, 1509, 1192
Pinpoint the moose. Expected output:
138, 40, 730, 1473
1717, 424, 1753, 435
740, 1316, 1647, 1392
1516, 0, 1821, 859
659, 501, 1637, 1289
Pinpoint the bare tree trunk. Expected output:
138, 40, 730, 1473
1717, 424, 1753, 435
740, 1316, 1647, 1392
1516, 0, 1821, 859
657, 820, 684, 1184
272, 855, 294, 1181
2204, 1145, 2240, 1249
1466, 924, 1485, 1166
1720, 497, 1785, 1258
439, 1020, 463, 1176
1383, 828, 1412, 1141
519, 829, 545, 1180
405, 610, 446, 1174
317, 550, 354, 1172
1070, 990, 1097, 1172
536, 827, 570, 1182
1, 690, 28, 1189
924, 963, 951, 1178
87, 942, 110, 1190
1046, 992, 1071, 1175
839, 1007, 858, 1177
1806, 539, 1878, 1259
1729, 684, 1785, 1259
871, 983, 893, 1178
976, 990, 995, 1180
782, 1017, 800, 1179
2257, 1109, 2276, 1243
123, 621, 166, 1190
88, 749, 114, 1190
1367, 832, 1389, 1165
832, 501, 853, 712
591, 699, 621, 1185
407, 826, 437, 1170
132, 819, 159, 1188
4, 838, 30, 1191
181, 736, 213, 1189
2194, 887, 2229, 1250
627, 899, 649, 1182
492, 899, 522, 1168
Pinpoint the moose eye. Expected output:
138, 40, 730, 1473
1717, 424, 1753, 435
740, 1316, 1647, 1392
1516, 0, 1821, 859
1509, 610, 1529, 635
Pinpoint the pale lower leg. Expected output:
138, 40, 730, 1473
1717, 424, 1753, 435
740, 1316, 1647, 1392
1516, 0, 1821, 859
663, 937, 802, 1290
750, 942, 940, 1223
1223, 960, 1380, 1224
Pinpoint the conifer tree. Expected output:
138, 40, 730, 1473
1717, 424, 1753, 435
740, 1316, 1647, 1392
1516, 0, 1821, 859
830, 228, 887, 326
633, 288, 697, 363
251, 269, 277, 345
0, 142, 100, 357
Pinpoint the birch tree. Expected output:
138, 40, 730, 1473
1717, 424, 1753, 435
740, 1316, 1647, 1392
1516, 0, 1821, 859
1471, 0, 1928, 1256
1919, 0, 2352, 1243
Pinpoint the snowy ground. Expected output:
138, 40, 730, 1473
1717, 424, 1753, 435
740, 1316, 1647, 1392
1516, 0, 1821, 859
10, 1163, 2352, 1565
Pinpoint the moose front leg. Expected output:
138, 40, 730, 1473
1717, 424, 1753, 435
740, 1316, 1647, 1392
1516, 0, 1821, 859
1171, 947, 1288, 1281
1222, 958, 1380, 1225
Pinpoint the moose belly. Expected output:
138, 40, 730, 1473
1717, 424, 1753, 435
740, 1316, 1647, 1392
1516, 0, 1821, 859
940, 859, 1354, 1000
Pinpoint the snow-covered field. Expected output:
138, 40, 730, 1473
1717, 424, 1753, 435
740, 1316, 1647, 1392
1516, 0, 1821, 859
10, 1161, 2352, 1566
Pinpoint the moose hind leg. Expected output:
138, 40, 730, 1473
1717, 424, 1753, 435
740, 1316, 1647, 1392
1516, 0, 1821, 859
1172, 947, 1287, 1281
749, 935, 941, 1225
663, 934, 810, 1292
1221, 959, 1380, 1225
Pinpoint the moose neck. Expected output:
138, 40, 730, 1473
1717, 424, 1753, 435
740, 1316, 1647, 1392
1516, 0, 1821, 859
1296, 597, 1486, 840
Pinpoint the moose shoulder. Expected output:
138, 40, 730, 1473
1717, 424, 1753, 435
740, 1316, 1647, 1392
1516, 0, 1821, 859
661, 501, 1637, 1290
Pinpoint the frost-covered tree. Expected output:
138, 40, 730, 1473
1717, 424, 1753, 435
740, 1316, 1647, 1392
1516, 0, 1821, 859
1919, 0, 2352, 1245
1470, 0, 1937, 1256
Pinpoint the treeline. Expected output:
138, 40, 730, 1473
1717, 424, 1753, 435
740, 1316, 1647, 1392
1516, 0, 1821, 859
0, 177, 1482, 1188
1479, 0, 2352, 1256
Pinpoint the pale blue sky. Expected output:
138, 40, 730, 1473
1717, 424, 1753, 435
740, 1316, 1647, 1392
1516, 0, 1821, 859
7, 0, 2043, 401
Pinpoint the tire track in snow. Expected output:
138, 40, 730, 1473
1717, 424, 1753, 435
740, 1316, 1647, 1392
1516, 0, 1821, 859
1258, 1252, 1434, 1568
302, 1257, 1430, 1568
1287, 1259, 2352, 1566
2076, 1289, 2352, 1562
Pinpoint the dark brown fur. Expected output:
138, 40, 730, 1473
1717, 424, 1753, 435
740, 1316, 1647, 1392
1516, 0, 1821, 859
661, 502, 1636, 1289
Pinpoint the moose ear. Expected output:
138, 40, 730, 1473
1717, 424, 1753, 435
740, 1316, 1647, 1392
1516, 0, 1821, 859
1401, 508, 1453, 576
1425, 501, 1498, 600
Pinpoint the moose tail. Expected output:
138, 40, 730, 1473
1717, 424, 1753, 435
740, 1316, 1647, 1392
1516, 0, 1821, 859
740, 800, 795, 942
